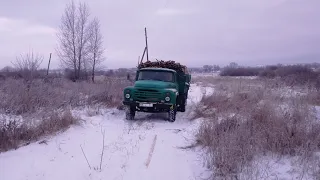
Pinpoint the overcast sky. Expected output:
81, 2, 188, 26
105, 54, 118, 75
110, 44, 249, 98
0, 0, 319, 69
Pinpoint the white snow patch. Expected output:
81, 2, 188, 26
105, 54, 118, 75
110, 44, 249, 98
276, 87, 308, 98
0, 114, 23, 126
191, 72, 219, 77
233, 76, 258, 79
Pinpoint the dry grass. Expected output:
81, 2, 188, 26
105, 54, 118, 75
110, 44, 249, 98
192, 76, 320, 179
304, 90, 320, 106
0, 109, 79, 152
0, 77, 132, 152
0, 77, 131, 115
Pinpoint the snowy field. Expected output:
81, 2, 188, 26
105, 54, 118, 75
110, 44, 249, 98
0, 84, 211, 180
1, 77, 319, 180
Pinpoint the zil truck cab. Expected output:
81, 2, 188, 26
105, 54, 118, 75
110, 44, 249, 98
122, 67, 191, 122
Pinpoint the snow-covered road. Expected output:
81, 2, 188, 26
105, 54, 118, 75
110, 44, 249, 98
0, 84, 211, 180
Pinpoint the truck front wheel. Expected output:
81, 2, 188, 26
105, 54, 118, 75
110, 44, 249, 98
168, 105, 177, 122
125, 106, 135, 120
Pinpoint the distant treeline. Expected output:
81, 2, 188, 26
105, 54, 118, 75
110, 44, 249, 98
219, 63, 320, 88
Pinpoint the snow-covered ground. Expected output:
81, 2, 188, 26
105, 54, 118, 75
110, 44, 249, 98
1, 81, 319, 180
0, 84, 211, 180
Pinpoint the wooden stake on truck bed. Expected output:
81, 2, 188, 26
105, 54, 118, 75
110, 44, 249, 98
139, 27, 150, 65
140, 47, 147, 64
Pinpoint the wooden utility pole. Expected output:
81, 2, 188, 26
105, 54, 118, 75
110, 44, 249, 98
46, 53, 52, 76
144, 27, 149, 61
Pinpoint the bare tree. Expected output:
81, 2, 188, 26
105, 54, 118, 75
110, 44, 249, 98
11, 50, 44, 80
76, 2, 91, 80
56, 1, 92, 81
88, 18, 105, 82
56, 0, 77, 80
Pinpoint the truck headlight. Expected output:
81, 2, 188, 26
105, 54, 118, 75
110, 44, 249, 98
165, 92, 171, 101
125, 94, 130, 98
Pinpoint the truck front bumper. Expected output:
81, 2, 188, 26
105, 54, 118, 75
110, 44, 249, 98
123, 101, 174, 112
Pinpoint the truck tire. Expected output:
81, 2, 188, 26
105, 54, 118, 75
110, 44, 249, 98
125, 106, 135, 120
168, 105, 177, 122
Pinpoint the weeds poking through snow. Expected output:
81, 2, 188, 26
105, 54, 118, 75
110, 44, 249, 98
79, 127, 106, 172
80, 144, 92, 170
0, 109, 79, 152
193, 76, 320, 179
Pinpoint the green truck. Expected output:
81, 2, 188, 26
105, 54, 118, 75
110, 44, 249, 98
122, 62, 191, 122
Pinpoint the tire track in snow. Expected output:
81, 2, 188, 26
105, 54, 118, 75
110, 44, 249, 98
145, 135, 157, 168
107, 84, 211, 179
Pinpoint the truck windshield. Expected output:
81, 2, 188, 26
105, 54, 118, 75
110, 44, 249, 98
138, 70, 174, 82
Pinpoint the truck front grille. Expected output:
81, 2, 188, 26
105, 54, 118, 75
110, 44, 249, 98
134, 89, 161, 102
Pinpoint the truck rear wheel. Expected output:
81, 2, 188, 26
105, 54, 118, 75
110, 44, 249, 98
125, 106, 135, 120
168, 105, 177, 122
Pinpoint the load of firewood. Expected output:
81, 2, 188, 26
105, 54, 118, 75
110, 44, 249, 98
138, 59, 188, 73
